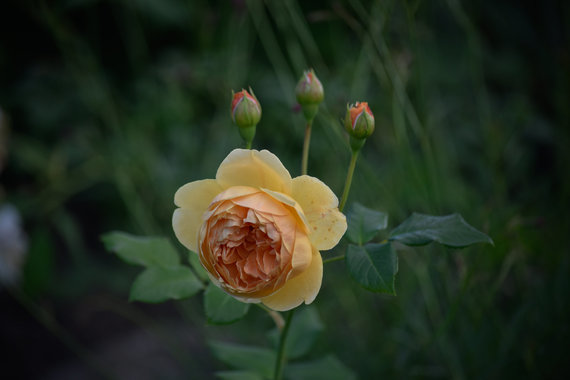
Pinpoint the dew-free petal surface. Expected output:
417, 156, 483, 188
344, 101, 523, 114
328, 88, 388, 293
216, 149, 292, 194
174, 179, 223, 209
261, 247, 322, 311
173, 179, 223, 252
173, 208, 201, 252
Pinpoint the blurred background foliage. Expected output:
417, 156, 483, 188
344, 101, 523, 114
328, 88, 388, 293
1, 0, 569, 378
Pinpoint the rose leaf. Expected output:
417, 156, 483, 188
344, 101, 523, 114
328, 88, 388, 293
188, 250, 210, 282
215, 370, 264, 380
346, 202, 388, 245
283, 354, 357, 380
389, 213, 493, 248
346, 242, 398, 294
208, 341, 275, 379
267, 305, 324, 359
204, 282, 250, 325
102, 231, 180, 268
129, 266, 203, 303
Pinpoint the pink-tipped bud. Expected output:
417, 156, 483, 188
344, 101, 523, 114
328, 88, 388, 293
295, 69, 324, 121
344, 102, 375, 140
231, 88, 262, 129
295, 69, 324, 105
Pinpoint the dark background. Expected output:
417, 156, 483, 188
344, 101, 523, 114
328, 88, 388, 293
1, 0, 569, 378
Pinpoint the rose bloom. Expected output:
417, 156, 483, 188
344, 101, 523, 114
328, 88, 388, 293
172, 149, 347, 311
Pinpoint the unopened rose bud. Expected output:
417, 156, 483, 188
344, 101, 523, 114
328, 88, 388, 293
344, 102, 375, 151
231, 88, 261, 147
231, 88, 261, 128
295, 69, 324, 121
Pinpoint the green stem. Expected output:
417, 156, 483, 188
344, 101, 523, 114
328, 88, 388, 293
301, 120, 312, 175
274, 308, 296, 380
256, 304, 285, 330
245, 140, 252, 149
339, 150, 359, 212
323, 255, 345, 264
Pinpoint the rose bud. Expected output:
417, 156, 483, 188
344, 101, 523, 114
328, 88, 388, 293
344, 101, 375, 139
173, 149, 347, 311
231, 88, 262, 147
295, 69, 324, 121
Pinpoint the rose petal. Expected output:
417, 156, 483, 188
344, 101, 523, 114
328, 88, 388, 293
291, 175, 347, 250
216, 149, 292, 194
211, 186, 260, 203
261, 247, 322, 311
261, 188, 310, 232
289, 227, 312, 276
174, 179, 223, 209
173, 179, 223, 252
231, 192, 289, 216
173, 208, 199, 252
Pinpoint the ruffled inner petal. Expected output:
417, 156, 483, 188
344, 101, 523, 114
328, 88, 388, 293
199, 190, 309, 296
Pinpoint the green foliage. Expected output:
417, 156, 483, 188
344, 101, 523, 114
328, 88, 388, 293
215, 371, 264, 380
284, 355, 356, 380
102, 232, 180, 267
188, 250, 210, 282
204, 282, 250, 325
346, 210, 491, 295
103, 231, 204, 303
345, 202, 388, 245
211, 306, 354, 379
130, 266, 203, 303
209, 341, 276, 379
268, 306, 324, 359
346, 243, 398, 294
389, 213, 493, 247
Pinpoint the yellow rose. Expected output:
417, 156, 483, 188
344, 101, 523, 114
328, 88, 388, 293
172, 149, 347, 311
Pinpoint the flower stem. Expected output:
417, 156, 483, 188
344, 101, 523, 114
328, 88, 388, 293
323, 254, 345, 264
274, 308, 295, 380
301, 120, 312, 175
256, 304, 285, 330
339, 150, 359, 212
245, 140, 252, 149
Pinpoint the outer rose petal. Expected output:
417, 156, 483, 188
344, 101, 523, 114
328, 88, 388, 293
173, 179, 223, 252
290, 227, 312, 277
291, 175, 347, 250
261, 247, 323, 311
173, 209, 200, 252
216, 149, 292, 194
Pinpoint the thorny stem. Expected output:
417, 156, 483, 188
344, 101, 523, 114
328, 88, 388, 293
273, 308, 295, 380
301, 120, 312, 175
339, 149, 359, 212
